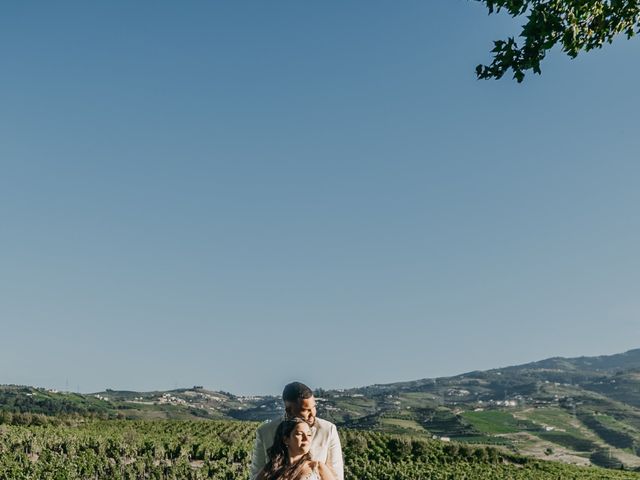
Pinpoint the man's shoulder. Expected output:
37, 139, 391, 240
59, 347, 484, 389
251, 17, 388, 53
314, 417, 337, 432
256, 416, 283, 435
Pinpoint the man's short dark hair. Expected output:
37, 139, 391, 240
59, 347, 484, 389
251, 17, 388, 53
282, 382, 313, 403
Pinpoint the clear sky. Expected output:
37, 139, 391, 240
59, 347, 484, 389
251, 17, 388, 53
2, 1, 639, 396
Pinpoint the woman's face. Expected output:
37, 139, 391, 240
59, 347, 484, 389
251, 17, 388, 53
284, 422, 313, 457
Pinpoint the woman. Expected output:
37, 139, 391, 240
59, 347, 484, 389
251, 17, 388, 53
257, 417, 336, 480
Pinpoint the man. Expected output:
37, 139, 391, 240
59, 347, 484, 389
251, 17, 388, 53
249, 381, 344, 480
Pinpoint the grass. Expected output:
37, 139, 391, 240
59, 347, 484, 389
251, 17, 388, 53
380, 418, 427, 433
461, 410, 524, 434
596, 413, 639, 435
397, 392, 440, 408
518, 407, 584, 437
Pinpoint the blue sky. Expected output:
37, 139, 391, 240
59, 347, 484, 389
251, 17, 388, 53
2, 1, 639, 395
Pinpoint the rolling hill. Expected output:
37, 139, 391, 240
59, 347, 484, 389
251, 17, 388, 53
3, 348, 640, 469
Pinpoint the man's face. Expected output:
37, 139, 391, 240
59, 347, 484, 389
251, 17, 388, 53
288, 396, 317, 426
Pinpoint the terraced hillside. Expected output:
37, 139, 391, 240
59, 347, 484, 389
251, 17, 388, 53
327, 348, 640, 468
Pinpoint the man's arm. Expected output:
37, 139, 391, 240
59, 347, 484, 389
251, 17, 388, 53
325, 424, 344, 480
249, 427, 266, 480
317, 461, 337, 480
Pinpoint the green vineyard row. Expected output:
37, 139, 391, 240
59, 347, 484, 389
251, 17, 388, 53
0, 419, 639, 479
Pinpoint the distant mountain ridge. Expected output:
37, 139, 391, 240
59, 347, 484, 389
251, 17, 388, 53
351, 348, 640, 391
499, 348, 640, 373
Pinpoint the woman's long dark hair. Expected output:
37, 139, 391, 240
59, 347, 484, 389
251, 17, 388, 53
261, 418, 311, 480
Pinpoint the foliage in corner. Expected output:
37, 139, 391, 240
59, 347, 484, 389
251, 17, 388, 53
475, 0, 640, 82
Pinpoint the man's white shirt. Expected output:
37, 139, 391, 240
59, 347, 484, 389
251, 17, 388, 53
249, 416, 344, 480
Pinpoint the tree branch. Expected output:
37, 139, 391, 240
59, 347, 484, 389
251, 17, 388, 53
475, 0, 640, 82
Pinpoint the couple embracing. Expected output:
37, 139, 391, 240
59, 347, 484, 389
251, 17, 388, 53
249, 382, 344, 480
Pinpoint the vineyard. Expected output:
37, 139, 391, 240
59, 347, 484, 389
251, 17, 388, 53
1, 419, 639, 479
